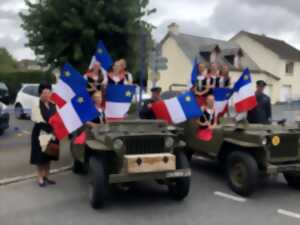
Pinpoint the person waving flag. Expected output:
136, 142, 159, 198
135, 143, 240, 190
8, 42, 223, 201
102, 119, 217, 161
49, 91, 100, 140
152, 92, 203, 124
51, 63, 87, 108
232, 68, 257, 113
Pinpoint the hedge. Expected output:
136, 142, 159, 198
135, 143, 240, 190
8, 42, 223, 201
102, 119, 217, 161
0, 70, 54, 102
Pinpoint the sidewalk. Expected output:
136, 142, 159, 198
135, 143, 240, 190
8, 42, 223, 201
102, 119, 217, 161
0, 113, 72, 181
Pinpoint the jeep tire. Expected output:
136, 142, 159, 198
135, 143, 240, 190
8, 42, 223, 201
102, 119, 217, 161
72, 160, 88, 175
168, 151, 191, 200
225, 151, 258, 197
88, 156, 109, 209
283, 172, 300, 189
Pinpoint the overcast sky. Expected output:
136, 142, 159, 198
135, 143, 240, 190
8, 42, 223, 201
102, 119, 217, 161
1, 0, 300, 60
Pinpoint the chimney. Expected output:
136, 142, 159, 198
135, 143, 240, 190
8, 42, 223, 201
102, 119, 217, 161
168, 22, 179, 35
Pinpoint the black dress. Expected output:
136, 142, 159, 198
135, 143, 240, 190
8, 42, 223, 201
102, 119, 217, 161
199, 108, 216, 129
30, 101, 57, 165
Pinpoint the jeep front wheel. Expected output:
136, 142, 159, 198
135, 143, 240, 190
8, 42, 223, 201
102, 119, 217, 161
88, 156, 109, 209
168, 151, 191, 200
283, 172, 300, 189
225, 151, 258, 197
72, 160, 88, 175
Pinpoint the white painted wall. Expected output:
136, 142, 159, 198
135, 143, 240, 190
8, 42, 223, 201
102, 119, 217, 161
232, 34, 300, 102
148, 36, 192, 92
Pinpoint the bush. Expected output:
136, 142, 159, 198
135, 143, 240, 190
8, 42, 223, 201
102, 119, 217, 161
0, 70, 54, 102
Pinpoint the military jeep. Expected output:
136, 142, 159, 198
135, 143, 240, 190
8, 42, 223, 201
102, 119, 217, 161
184, 118, 300, 197
71, 120, 191, 209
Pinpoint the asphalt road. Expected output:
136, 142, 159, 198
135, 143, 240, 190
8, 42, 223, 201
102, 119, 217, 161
1, 106, 300, 225
1, 158, 300, 225
0, 112, 72, 180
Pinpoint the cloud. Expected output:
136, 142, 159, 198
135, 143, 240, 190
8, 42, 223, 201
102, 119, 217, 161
0, 0, 300, 61
146, 0, 300, 50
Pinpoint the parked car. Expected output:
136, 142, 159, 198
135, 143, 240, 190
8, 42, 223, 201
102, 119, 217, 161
0, 82, 10, 104
0, 101, 9, 135
14, 84, 39, 119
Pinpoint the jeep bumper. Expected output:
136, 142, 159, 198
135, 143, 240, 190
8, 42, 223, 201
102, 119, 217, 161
267, 163, 300, 174
109, 169, 191, 184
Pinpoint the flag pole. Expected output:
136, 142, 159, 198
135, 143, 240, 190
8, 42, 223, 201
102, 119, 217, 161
138, 32, 147, 114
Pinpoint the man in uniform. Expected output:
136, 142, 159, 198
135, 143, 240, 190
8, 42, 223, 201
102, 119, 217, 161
247, 80, 272, 124
139, 87, 162, 119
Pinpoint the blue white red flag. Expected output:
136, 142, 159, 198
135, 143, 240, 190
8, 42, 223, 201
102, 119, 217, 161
105, 84, 136, 119
232, 68, 257, 113
51, 63, 87, 108
213, 88, 233, 117
152, 91, 203, 124
89, 40, 113, 71
49, 91, 100, 140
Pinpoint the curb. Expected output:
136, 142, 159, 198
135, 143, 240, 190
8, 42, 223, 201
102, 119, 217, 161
0, 165, 72, 186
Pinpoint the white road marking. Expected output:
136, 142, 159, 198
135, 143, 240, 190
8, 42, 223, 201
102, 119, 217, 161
21, 130, 31, 135
277, 209, 300, 219
214, 191, 247, 203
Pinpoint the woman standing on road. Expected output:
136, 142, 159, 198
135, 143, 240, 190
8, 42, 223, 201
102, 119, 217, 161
30, 83, 58, 187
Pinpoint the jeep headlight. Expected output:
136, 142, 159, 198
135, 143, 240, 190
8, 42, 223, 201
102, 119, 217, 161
165, 137, 175, 148
113, 139, 124, 150
167, 125, 177, 131
262, 137, 267, 146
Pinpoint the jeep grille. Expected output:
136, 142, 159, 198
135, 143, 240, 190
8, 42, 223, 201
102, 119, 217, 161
269, 135, 298, 159
124, 136, 166, 155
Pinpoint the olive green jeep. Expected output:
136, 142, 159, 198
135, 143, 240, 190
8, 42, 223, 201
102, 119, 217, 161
71, 120, 191, 209
184, 118, 300, 196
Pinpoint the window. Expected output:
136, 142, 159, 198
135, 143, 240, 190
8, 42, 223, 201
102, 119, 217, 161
225, 55, 234, 65
234, 55, 242, 68
200, 52, 210, 62
285, 62, 294, 74
23, 86, 39, 97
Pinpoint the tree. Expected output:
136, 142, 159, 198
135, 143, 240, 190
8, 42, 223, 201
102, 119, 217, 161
0, 48, 17, 72
20, 0, 155, 75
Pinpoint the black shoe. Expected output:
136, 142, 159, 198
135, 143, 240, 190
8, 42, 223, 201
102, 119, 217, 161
44, 177, 56, 185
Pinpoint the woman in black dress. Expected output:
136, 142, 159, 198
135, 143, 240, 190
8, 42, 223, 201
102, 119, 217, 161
197, 94, 218, 129
30, 83, 58, 187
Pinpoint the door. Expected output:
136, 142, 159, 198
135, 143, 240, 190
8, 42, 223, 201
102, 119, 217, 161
280, 85, 292, 102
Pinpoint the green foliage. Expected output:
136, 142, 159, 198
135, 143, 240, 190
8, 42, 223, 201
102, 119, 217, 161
0, 71, 54, 101
20, 0, 155, 76
0, 48, 17, 72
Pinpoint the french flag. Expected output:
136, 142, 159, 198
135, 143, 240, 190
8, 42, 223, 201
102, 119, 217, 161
51, 64, 87, 108
88, 40, 113, 71
232, 68, 257, 113
189, 58, 198, 88
49, 91, 100, 140
105, 84, 136, 120
152, 92, 203, 124
213, 88, 233, 117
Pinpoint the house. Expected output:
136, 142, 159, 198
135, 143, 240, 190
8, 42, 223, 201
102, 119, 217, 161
231, 31, 300, 102
17, 59, 43, 71
149, 23, 283, 103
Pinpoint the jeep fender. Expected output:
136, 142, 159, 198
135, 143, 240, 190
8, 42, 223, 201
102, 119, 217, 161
86, 140, 111, 151
224, 138, 262, 148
